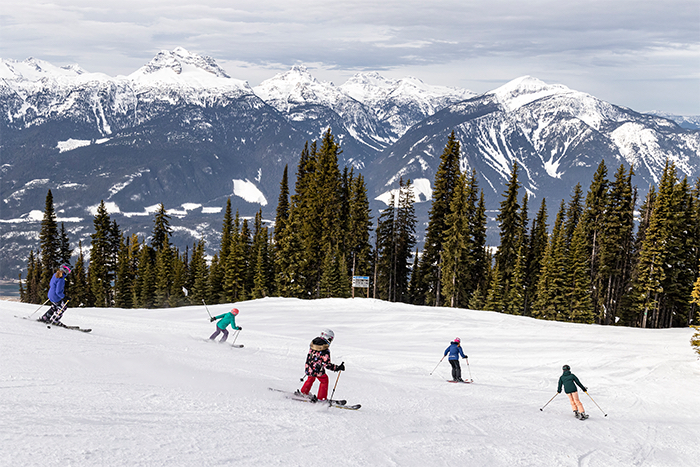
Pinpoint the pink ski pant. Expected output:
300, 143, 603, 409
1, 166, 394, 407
567, 391, 584, 412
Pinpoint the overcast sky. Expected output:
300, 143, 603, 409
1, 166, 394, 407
1, 0, 698, 114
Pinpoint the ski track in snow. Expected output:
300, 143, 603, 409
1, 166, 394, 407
1, 298, 698, 466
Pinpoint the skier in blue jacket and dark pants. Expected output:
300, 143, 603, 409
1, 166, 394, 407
209, 308, 242, 342
444, 337, 467, 382
40, 264, 71, 325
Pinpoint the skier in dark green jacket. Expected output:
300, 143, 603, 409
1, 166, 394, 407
557, 365, 588, 419
209, 308, 242, 342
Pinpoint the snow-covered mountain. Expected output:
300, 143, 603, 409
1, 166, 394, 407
368, 76, 700, 207
1, 49, 699, 278
340, 71, 476, 140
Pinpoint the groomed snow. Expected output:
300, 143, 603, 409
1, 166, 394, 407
2, 298, 698, 466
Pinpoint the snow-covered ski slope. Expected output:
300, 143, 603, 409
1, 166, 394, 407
1, 298, 698, 466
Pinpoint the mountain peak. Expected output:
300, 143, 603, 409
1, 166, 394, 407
134, 48, 231, 79
489, 76, 572, 111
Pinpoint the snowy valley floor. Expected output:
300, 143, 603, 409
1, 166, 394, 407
1, 298, 699, 466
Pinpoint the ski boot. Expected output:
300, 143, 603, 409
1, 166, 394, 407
574, 410, 580, 419
579, 412, 589, 420
294, 390, 318, 402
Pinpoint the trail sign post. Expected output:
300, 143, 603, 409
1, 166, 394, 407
352, 276, 370, 298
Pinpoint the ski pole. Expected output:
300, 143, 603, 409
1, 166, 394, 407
28, 299, 51, 318
584, 391, 608, 417
202, 299, 213, 319
465, 357, 473, 382
429, 356, 445, 375
539, 392, 559, 411
329, 362, 344, 403
231, 328, 242, 346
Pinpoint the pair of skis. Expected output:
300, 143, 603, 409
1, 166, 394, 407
15, 315, 92, 333
268, 388, 361, 410
46, 321, 92, 333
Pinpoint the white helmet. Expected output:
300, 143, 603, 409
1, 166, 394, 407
320, 329, 335, 343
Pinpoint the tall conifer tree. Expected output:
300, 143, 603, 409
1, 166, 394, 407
39, 190, 60, 296
419, 131, 461, 306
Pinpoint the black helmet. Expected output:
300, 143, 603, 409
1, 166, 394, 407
562, 364, 571, 371
59, 263, 72, 275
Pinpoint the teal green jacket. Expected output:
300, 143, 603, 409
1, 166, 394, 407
558, 370, 586, 394
214, 312, 240, 330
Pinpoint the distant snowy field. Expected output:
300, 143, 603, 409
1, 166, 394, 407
1, 298, 698, 466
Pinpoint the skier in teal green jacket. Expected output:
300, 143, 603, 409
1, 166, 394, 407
209, 308, 241, 342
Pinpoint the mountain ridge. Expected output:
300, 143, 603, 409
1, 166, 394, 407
1, 48, 698, 278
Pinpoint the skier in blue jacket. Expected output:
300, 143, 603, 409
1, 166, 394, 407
209, 308, 242, 342
40, 264, 71, 325
444, 337, 467, 382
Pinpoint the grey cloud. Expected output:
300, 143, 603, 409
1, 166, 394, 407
0, 0, 698, 113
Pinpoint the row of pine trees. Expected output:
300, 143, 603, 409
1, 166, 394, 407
20, 129, 700, 328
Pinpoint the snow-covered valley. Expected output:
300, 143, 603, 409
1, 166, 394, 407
1, 298, 698, 466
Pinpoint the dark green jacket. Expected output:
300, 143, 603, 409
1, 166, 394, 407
557, 370, 586, 394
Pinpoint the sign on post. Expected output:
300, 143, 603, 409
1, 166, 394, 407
352, 276, 370, 298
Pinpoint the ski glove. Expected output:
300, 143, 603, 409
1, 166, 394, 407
210, 317, 216, 322
236, 326, 242, 330
337, 363, 346, 371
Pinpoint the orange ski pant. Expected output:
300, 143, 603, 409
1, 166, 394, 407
567, 391, 584, 412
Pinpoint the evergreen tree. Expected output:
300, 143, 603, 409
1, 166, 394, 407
72, 242, 91, 307
274, 165, 290, 246
581, 161, 609, 320
240, 218, 252, 300
151, 204, 172, 253
394, 179, 418, 302
442, 172, 470, 307
154, 247, 173, 307
619, 188, 656, 326
22, 250, 42, 304
418, 131, 461, 306
469, 188, 489, 303
114, 234, 138, 308
188, 239, 209, 305
39, 190, 60, 297
532, 200, 568, 320
375, 193, 397, 301
307, 130, 343, 296
692, 259, 700, 323
207, 254, 221, 305
58, 223, 73, 299
597, 165, 636, 324
504, 242, 526, 315
525, 199, 548, 316
567, 219, 595, 323
223, 212, 245, 302
347, 173, 373, 281
134, 244, 155, 308
493, 162, 523, 309
631, 162, 678, 328
90, 201, 116, 307
169, 250, 187, 307
484, 262, 504, 312
563, 184, 583, 250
